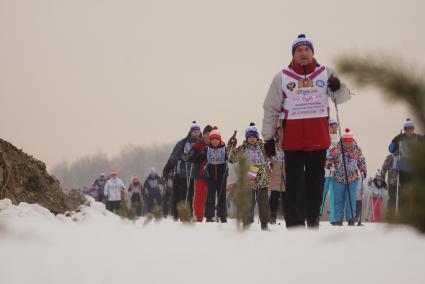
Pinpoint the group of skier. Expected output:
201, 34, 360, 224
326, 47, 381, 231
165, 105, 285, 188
89, 33, 421, 230
160, 34, 422, 229
89, 168, 168, 216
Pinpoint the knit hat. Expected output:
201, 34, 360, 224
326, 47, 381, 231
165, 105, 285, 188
100, 173, 105, 177
209, 126, 222, 141
203, 125, 213, 135
341, 128, 354, 142
245, 122, 259, 139
403, 118, 414, 130
190, 121, 201, 132
375, 170, 382, 178
329, 119, 338, 126
292, 34, 314, 56
149, 167, 157, 175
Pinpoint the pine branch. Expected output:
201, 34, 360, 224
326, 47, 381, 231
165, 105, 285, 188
336, 55, 425, 129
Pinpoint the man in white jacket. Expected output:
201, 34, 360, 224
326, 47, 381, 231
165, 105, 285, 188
261, 34, 352, 228
104, 170, 126, 212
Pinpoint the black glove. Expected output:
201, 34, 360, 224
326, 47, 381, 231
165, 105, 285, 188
363, 172, 367, 179
327, 75, 341, 92
228, 137, 237, 148
163, 161, 172, 178
264, 139, 276, 158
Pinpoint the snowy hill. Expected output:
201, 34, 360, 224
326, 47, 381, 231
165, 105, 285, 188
1, 198, 424, 284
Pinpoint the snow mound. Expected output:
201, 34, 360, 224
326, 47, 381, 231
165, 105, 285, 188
1, 198, 425, 284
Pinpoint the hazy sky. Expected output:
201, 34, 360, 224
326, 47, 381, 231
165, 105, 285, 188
1, 0, 424, 174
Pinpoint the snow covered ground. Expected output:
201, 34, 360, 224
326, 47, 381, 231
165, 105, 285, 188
1, 198, 424, 284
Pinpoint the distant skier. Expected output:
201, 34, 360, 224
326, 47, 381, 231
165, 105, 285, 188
92, 173, 107, 203
128, 176, 143, 217
163, 121, 202, 220
204, 127, 228, 223
320, 119, 339, 224
355, 172, 365, 225
388, 119, 423, 208
380, 153, 398, 213
366, 170, 387, 222
143, 168, 162, 214
188, 125, 213, 222
229, 123, 271, 230
268, 125, 286, 225
326, 129, 367, 226
261, 34, 352, 228
104, 170, 126, 213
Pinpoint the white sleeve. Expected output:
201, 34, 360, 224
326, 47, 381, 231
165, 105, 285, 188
261, 72, 283, 140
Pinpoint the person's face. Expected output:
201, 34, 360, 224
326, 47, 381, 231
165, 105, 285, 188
111, 174, 117, 178
211, 138, 220, 147
329, 124, 338, 134
191, 129, 201, 139
247, 136, 258, 145
203, 132, 211, 144
342, 141, 353, 148
293, 45, 314, 66
405, 127, 414, 136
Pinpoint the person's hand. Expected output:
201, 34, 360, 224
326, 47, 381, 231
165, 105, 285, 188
179, 153, 189, 162
327, 75, 341, 92
264, 139, 276, 158
228, 137, 237, 148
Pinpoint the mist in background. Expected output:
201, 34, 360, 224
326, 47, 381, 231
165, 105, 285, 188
1, 0, 424, 182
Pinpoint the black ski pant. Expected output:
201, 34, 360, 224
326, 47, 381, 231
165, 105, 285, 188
387, 183, 397, 212
243, 188, 271, 226
145, 190, 162, 213
106, 200, 121, 212
131, 193, 143, 217
269, 190, 285, 221
283, 149, 327, 228
162, 187, 173, 217
172, 176, 194, 220
205, 177, 227, 220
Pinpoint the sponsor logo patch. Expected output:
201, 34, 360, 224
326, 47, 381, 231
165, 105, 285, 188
315, 80, 325, 87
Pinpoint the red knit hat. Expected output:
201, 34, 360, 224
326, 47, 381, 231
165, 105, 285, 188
341, 128, 354, 142
209, 126, 222, 141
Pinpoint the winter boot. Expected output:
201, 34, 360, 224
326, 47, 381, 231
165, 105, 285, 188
261, 222, 269, 231
333, 221, 343, 226
307, 217, 320, 228
206, 217, 214, 222
348, 219, 355, 226
220, 217, 227, 223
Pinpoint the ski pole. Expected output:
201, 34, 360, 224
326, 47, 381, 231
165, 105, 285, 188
358, 175, 364, 226
395, 139, 401, 216
334, 100, 355, 222
185, 162, 193, 204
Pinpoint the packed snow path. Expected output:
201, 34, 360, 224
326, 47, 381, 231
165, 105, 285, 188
1, 198, 424, 284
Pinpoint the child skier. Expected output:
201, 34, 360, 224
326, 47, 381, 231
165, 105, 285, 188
143, 168, 162, 214
368, 170, 387, 222
326, 128, 367, 226
320, 119, 339, 224
229, 123, 271, 230
204, 127, 228, 223
128, 176, 143, 217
